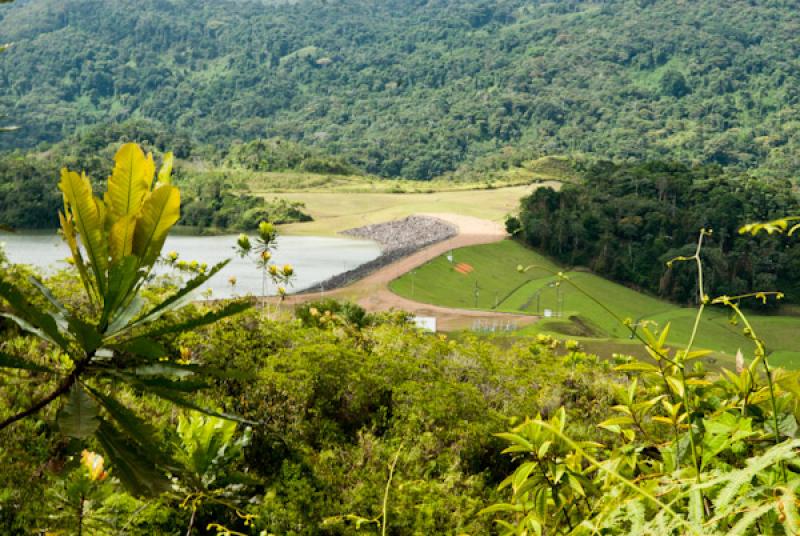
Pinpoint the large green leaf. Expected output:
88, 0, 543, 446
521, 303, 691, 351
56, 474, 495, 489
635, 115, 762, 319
131, 380, 254, 424
0, 278, 71, 351
94, 418, 171, 497
64, 318, 102, 354
0, 350, 55, 373
84, 386, 165, 460
101, 255, 142, 330
97, 341, 251, 380
132, 184, 180, 268
127, 374, 209, 393
57, 384, 100, 438
126, 260, 231, 331
0, 311, 64, 351
27, 276, 67, 317
106, 295, 146, 336
28, 276, 102, 352
133, 300, 251, 340
116, 337, 169, 360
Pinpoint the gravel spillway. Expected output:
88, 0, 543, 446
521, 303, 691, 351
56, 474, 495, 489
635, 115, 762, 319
301, 216, 457, 292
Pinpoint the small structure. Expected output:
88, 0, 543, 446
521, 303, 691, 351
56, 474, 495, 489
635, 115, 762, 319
412, 316, 437, 332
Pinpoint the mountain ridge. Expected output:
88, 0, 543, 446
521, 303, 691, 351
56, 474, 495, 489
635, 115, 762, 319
1, 0, 799, 179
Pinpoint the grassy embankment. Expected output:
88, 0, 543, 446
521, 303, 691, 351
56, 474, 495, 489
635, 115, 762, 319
389, 240, 800, 368
213, 156, 575, 234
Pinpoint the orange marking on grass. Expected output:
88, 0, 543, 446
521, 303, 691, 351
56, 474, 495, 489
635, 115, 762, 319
454, 263, 474, 274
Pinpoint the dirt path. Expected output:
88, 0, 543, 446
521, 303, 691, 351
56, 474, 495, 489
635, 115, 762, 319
281, 213, 539, 331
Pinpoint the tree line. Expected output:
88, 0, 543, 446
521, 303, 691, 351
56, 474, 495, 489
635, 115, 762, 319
0, 120, 315, 230
512, 161, 800, 306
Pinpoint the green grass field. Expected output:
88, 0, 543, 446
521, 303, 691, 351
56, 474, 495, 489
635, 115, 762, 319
389, 241, 561, 309
270, 185, 551, 235
184, 155, 574, 236
389, 240, 800, 368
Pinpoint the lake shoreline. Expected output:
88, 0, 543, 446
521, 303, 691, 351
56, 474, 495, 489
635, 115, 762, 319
1, 232, 381, 299
300, 215, 457, 293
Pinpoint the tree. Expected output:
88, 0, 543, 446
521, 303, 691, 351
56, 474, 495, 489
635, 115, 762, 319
660, 69, 691, 98
0, 143, 250, 495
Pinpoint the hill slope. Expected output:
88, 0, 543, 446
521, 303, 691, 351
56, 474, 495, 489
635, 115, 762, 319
1, 0, 800, 178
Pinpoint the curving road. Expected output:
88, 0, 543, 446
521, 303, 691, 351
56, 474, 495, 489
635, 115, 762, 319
282, 213, 539, 331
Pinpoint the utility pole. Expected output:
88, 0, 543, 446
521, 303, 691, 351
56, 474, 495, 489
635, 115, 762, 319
557, 284, 563, 318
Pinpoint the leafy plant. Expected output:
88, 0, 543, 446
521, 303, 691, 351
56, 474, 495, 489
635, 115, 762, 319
171, 414, 254, 536
481, 409, 600, 534
236, 221, 295, 306
0, 143, 250, 495
486, 225, 800, 534
322, 444, 403, 535
45, 450, 119, 535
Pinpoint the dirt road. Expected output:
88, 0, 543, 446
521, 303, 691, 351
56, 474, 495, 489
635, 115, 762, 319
282, 213, 539, 331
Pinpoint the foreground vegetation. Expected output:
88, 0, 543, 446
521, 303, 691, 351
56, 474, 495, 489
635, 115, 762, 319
0, 283, 618, 534
1, 143, 800, 535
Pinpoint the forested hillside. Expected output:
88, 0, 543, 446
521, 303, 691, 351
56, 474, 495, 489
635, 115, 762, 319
513, 162, 800, 305
2, 0, 800, 179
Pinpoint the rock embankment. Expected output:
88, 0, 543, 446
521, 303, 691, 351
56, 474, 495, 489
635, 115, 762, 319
302, 216, 457, 292
342, 215, 458, 253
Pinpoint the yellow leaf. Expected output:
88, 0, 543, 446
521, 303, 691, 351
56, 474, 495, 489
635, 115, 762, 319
59, 210, 96, 303
158, 152, 174, 185
614, 362, 661, 373
652, 416, 675, 426
684, 349, 711, 361
133, 184, 180, 267
106, 144, 155, 264
612, 404, 633, 416
686, 378, 712, 386
599, 416, 635, 428
657, 323, 671, 348
59, 169, 108, 292
107, 143, 155, 219
109, 213, 137, 262
666, 376, 685, 398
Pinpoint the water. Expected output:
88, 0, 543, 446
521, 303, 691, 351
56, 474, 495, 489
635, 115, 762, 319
0, 231, 381, 299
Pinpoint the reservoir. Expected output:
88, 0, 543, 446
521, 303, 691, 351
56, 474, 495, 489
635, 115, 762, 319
0, 231, 381, 299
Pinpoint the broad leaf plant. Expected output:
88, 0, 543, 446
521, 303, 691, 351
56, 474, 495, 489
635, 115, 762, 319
0, 143, 250, 495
